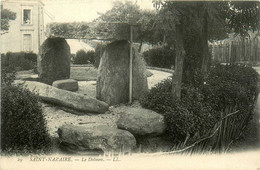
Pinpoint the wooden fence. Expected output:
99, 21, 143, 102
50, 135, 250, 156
211, 37, 260, 64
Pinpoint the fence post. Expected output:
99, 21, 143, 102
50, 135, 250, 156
242, 38, 245, 61
229, 41, 232, 64
245, 38, 248, 61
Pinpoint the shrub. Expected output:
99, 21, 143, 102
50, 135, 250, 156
140, 79, 218, 142
1, 52, 37, 71
143, 47, 175, 69
201, 64, 258, 111
39, 37, 71, 85
140, 64, 258, 145
1, 69, 52, 154
94, 44, 106, 68
73, 49, 95, 64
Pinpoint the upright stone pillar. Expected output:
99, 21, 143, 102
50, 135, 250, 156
96, 40, 148, 105
38, 37, 71, 85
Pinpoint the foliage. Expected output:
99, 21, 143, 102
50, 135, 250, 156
1, 7, 16, 34
143, 47, 175, 69
93, 1, 160, 44
1, 69, 52, 154
154, 1, 260, 81
200, 64, 259, 111
46, 22, 92, 38
226, 2, 260, 36
1, 66, 16, 86
73, 50, 95, 64
46, 1, 160, 44
140, 64, 258, 145
156, 1, 260, 44
1, 52, 37, 71
140, 79, 218, 142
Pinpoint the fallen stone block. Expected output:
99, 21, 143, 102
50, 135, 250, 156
58, 124, 136, 153
116, 107, 166, 136
15, 80, 109, 114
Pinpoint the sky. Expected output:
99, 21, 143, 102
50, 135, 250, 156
43, 0, 155, 25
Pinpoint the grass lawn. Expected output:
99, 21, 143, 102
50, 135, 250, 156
70, 66, 97, 81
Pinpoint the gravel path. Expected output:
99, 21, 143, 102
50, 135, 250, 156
43, 69, 172, 138
147, 69, 172, 89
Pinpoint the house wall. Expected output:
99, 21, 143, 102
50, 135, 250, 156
1, 0, 44, 54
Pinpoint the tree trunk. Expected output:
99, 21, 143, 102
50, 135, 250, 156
172, 25, 185, 99
201, 9, 209, 74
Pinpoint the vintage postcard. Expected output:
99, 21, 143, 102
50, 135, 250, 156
1, 0, 260, 169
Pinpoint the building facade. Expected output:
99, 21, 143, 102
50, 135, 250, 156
1, 0, 45, 54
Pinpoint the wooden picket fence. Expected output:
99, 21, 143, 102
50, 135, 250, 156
211, 37, 260, 64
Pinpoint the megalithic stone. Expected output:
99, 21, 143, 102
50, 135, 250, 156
15, 80, 109, 114
96, 40, 148, 106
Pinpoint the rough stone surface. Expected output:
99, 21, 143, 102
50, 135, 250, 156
96, 40, 148, 106
38, 38, 71, 85
15, 80, 109, 114
116, 107, 166, 136
57, 124, 136, 153
52, 79, 78, 91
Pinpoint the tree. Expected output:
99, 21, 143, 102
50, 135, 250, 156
93, 1, 160, 49
1, 6, 16, 35
46, 22, 92, 38
154, 1, 260, 99
46, 1, 161, 52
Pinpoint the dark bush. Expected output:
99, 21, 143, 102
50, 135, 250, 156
94, 44, 106, 68
143, 47, 175, 69
140, 64, 258, 144
39, 37, 71, 85
1, 69, 52, 154
73, 49, 95, 64
1, 52, 37, 71
1, 53, 7, 67
200, 64, 258, 111
140, 79, 218, 142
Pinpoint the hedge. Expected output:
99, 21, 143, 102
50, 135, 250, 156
143, 47, 175, 69
140, 64, 258, 150
1, 52, 37, 71
73, 49, 95, 64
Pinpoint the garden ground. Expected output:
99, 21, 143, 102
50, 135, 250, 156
15, 66, 260, 154
40, 68, 172, 154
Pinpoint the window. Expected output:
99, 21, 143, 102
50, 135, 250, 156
23, 34, 32, 51
23, 9, 31, 24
